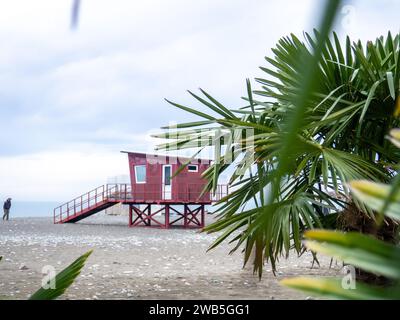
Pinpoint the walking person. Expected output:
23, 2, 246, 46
3, 198, 12, 221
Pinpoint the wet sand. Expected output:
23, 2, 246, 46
0, 214, 340, 300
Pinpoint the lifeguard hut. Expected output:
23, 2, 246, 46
53, 152, 228, 228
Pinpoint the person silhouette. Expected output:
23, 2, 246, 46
3, 198, 12, 221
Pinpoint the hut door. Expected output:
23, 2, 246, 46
162, 165, 172, 200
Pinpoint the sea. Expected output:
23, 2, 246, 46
2, 201, 60, 218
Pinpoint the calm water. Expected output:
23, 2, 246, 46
1, 201, 59, 218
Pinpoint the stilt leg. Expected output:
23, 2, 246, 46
165, 204, 170, 229
129, 205, 133, 227
147, 205, 151, 227
201, 205, 205, 228
184, 204, 188, 228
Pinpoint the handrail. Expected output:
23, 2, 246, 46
54, 184, 117, 223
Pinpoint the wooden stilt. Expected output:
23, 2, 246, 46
165, 204, 170, 229
201, 204, 205, 228
128, 204, 133, 227
184, 204, 188, 228
147, 205, 151, 227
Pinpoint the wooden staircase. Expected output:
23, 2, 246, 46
53, 184, 131, 224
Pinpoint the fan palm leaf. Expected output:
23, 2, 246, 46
157, 19, 400, 274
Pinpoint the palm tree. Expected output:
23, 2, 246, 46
155, 31, 400, 277
282, 129, 400, 299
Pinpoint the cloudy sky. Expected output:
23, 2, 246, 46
0, 0, 399, 201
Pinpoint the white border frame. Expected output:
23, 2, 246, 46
134, 165, 147, 184
162, 165, 172, 200
187, 164, 198, 172
162, 165, 172, 186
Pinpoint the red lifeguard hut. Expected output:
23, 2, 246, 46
53, 151, 228, 228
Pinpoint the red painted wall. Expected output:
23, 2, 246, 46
126, 152, 211, 203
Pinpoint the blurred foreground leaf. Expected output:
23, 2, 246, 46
281, 277, 398, 300
71, 0, 80, 30
29, 250, 92, 300
349, 181, 400, 220
281, 230, 400, 299
304, 230, 400, 279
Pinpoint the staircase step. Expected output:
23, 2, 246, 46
59, 201, 117, 223
53, 184, 129, 224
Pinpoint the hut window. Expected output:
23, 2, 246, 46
188, 165, 198, 172
134, 165, 146, 183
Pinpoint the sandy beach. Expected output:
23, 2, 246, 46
0, 214, 340, 300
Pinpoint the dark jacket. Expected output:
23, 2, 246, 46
3, 200, 11, 210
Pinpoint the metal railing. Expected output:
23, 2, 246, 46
53, 183, 228, 224
54, 184, 125, 224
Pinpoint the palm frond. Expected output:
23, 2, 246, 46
29, 250, 92, 300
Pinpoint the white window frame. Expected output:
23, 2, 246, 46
134, 165, 147, 184
162, 165, 172, 200
188, 164, 198, 172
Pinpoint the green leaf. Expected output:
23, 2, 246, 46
165, 99, 215, 120
246, 78, 256, 118
212, 129, 222, 192
272, 0, 342, 198
29, 250, 93, 300
217, 119, 272, 132
387, 72, 396, 100
312, 85, 345, 111
187, 90, 234, 119
359, 80, 381, 124
389, 128, 400, 148
349, 180, 400, 220
199, 88, 237, 119
305, 230, 400, 279
172, 148, 204, 178
161, 120, 214, 129
281, 277, 398, 300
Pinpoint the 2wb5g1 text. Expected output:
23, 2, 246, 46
148, 303, 250, 318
